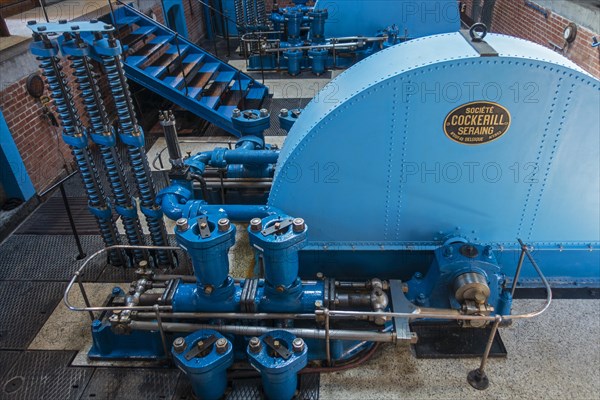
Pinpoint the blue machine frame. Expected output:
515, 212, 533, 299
31, 17, 599, 400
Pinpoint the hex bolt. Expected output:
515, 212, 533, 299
292, 218, 305, 233
176, 218, 189, 232
232, 108, 241, 118
250, 218, 262, 232
249, 337, 262, 353
218, 218, 231, 232
215, 338, 228, 354
292, 338, 305, 353
260, 108, 269, 118
280, 108, 289, 117
173, 337, 186, 353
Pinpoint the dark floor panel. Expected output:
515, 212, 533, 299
16, 197, 101, 235
0, 351, 22, 382
0, 281, 65, 350
81, 368, 180, 400
0, 351, 92, 400
411, 323, 507, 359
298, 373, 320, 400
222, 373, 320, 400
0, 235, 106, 281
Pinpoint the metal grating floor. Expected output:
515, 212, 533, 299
0, 281, 66, 350
0, 351, 93, 399
16, 197, 102, 235
0, 235, 107, 281
81, 368, 181, 400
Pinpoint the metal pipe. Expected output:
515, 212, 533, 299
510, 246, 526, 297
130, 321, 398, 343
64, 241, 552, 323
479, 316, 501, 372
134, 312, 316, 320
154, 304, 170, 360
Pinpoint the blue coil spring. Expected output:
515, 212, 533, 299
70, 55, 147, 263
101, 53, 172, 266
38, 53, 123, 266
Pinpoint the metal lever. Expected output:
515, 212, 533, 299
184, 335, 218, 360
261, 218, 294, 236
263, 336, 292, 359
198, 217, 211, 239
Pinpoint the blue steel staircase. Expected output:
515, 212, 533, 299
100, 4, 268, 136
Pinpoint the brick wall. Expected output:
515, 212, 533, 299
0, 73, 74, 192
182, 0, 205, 42
462, 0, 600, 78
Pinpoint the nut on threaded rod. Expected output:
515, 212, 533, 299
250, 218, 262, 232
249, 337, 262, 353
215, 338, 228, 354
173, 337, 186, 353
292, 338, 305, 353
292, 218, 305, 232
176, 218, 189, 232
218, 218, 231, 232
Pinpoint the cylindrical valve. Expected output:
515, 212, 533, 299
247, 330, 308, 400
172, 330, 233, 400
248, 214, 307, 290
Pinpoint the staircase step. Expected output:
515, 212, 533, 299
229, 78, 251, 92
136, 35, 172, 56
161, 54, 206, 89
114, 16, 141, 26
127, 35, 173, 66
215, 71, 235, 83
131, 25, 157, 36
144, 53, 180, 77
164, 44, 190, 55
246, 87, 268, 100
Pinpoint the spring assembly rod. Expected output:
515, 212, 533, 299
98, 32, 172, 267
68, 32, 147, 263
33, 33, 124, 266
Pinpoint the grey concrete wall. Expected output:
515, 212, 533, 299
535, 0, 600, 32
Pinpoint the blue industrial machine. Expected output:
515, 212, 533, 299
241, 0, 460, 74
30, 17, 599, 399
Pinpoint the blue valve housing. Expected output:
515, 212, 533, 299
247, 330, 308, 400
172, 330, 234, 400
248, 215, 307, 290
175, 214, 235, 290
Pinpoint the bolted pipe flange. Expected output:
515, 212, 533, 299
215, 338, 228, 354
292, 338, 305, 353
292, 218, 305, 233
249, 337, 262, 353
217, 218, 231, 232
250, 218, 262, 232
173, 337, 187, 353
176, 218, 189, 232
